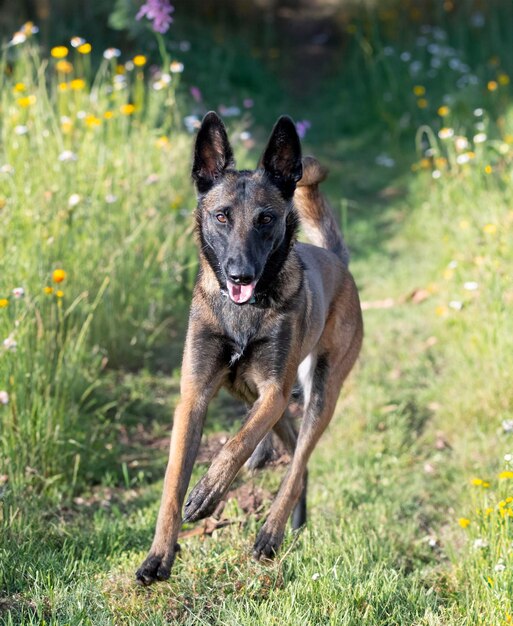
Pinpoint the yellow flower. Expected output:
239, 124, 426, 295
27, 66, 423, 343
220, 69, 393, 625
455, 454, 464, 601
487, 577, 494, 587
56, 60, 73, 74
52, 269, 67, 283
413, 85, 426, 96
58, 82, 68, 92
420, 158, 431, 169
77, 42, 92, 54
483, 223, 497, 235
156, 136, 170, 148
70, 78, 86, 91
44, 286, 54, 295
484, 507, 493, 516
471, 478, 484, 486
120, 103, 136, 115
103, 111, 114, 120
484, 165, 492, 174
115, 65, 126, 75
56, 290, 64, 298
13, 82, 26, 92
498, 72, 510, 86
17, 95, 36, 107
504, 134, 513, 144
488, 80, 498, 92
499, 470, 513, 480
85, 114, 101, 128
51, 46, 69, 59
133, 55, 147, 67
506, 496, 513, 503
417, 98, 428, 109
458, 517, 471, 528
61, 118, 73, 133
435, 305, 448, 317
437, 105, 450, 117
0, 298, 8, 308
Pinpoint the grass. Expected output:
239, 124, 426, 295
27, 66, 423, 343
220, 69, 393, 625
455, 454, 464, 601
2, 3, 513, 624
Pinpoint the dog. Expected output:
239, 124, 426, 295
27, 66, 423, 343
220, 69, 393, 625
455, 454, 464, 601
136, 112, 363, 585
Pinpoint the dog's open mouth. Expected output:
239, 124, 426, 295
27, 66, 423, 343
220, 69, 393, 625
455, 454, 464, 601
226, 280, 257, 304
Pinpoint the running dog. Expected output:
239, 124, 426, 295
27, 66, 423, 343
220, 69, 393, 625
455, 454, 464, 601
136, 112, 363, 584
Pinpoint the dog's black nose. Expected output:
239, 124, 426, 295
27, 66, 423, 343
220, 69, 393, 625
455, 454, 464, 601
228, 274, 254, 285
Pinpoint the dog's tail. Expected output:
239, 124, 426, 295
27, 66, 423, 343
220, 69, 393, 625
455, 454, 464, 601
294, 156, 349, 266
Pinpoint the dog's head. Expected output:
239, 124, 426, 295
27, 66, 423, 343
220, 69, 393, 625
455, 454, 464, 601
192, 112, 302, 304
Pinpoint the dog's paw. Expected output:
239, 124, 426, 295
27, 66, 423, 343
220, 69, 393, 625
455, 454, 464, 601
182, 478, 220, 522
135, 544, 180, 585
252, 527, 284, 561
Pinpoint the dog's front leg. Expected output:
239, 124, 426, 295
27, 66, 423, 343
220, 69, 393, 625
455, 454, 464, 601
136, 333, 226, 585
183, 382, 290, 523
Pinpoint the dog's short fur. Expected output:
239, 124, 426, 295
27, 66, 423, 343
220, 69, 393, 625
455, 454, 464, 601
136, 112, 363, 584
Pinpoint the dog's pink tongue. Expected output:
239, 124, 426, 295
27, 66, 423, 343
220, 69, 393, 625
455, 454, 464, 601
227, 280, 256, 304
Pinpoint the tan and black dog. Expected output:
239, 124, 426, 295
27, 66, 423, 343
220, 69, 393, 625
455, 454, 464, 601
136, 112, 363, 584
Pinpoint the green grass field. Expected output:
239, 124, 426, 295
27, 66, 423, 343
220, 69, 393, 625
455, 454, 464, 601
1, 3, 513, 624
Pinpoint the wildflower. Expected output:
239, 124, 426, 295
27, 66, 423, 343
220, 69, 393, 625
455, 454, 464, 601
104, 111, 114, 120
77, 43, 92, 54
155, 136, 170, 148
0, 299, 8, 308
458, 517, 471, 528
17, 95, 36, 107
105, 194, 117, 204
3, 336, 17, 351
58, 150, 77, 162
498, 73, 510, 86
51, 46, 69, 59
432, 170, 441, 179
61, 117, 73, 133
504, 454, 513, 463
85, 114, 101, 128
435, 305, 448, 317
484, 165, 492, 174
218, 105, 241, 117
456, 153, 473, 165
70, 79, 86, 91
0, 391, 9, 405
12, 287, 24, 299
56, 290, 64, 298
0, 164, 14, 175
44, 286, 54, 294
170, 60, 184, 73
296, 120, 312, 139
243, 98, 254, 108
190, 86, 202, 102
463, 282, 479, 291
133, 55, 147, 67
487, 80, 498, 92
417, 98, 428, 109
483, 223, 497, 235
68, 194, 81, 207
438, 127, 454, 139
473, 133, 487, 143
473, 538, 488, 549
120, 103, 136, 115
52, 269, 67, 283
56, 60, 73, 74
14, 126, 28, 136
311, 572, 321, 581
437, 105, 450, 116
184, 115, 200, 132
103, 48, 121, 60
503, 420, 513, 433
413, 85, 426, 96
13, 82, 26, 92
58, 82, 68, 92
499, 471, 513, 480
136, 0, 175, 34
10, 32, 27, 46
70, 36, 86, 48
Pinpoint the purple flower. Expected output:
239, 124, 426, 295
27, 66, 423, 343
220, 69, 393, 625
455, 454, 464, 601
136, 0, 174, 34
296, 120, 311, 139
190, 86, 202, 103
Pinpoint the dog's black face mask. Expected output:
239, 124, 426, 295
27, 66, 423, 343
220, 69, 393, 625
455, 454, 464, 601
192, 112, 303, 304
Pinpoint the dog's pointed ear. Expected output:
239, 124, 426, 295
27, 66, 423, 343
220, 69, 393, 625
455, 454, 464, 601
260, 116, 302, 199
192, 111, 234, 194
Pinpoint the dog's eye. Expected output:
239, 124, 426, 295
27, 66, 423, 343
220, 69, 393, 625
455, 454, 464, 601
215, 213, 227, 224
260, 214, 274, 225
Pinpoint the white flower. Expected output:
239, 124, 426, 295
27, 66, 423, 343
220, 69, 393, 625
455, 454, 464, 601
0, 391, 9, 405
502, 420, 513, 433
473, 108, 484, 117
473, 133, 487, 144
456, 153, 471, 165
184, 115, 201, 133
12, 287, 24, 298
103, 48, 121, 60
454, 136, 469, 152
3, 336, 17, 351
311, 572, 321, 580
70, 36, 86, 47
58, 150, 77, 162
76, 110, 87, 119
10, 32, 27, 46
473, 538, 488, 549
463, 281, 479, 291
0, 164, 14, 175
494, 562, 506, 572
14, 125, 28, 135
400, 51, 411, 62
170, 61, 184, 73
105, 194, 117, 204
432, 170, 441, 179
68, 193, 81, 207
240, 131, 252, 141
375, 154, 396, 168
504, 453, 513, 463
449, 301, 463, 310
438, 128, 454, 139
